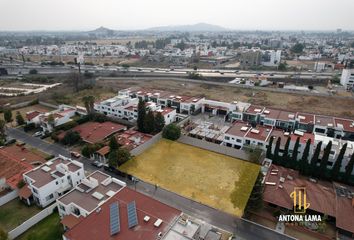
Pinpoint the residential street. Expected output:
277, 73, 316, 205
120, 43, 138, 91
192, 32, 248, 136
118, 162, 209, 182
7, 127, 296, 240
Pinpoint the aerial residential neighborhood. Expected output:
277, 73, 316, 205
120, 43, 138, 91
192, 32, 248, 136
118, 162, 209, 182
1, 1, 354, 240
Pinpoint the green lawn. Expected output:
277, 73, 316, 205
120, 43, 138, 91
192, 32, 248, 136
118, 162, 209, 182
0, 199, 41, 232
120, 139, 260, 217
16, 213, 63, 240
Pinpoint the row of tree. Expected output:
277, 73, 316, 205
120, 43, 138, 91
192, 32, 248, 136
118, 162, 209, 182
1, 109, 25, 125
267, 136, 354, 184
137, 99, 165, 134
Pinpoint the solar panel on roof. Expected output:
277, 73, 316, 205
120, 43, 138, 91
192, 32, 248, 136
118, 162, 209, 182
127, 201, 138, 228
110, 202, 120, 235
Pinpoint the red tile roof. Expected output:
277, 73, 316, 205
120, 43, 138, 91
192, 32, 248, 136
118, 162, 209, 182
1, 145, 46, 166
64, 187, 181, 240
58, 122, 127, 144
26, 111, 42, 121
0, 149, 33, 189
115, 130, 152, 151
334, 118, 354, 133
263, 165, 354, 234
262, 108, 281, 120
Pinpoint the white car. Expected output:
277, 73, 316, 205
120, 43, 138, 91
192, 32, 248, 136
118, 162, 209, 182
32, 131, 43, 137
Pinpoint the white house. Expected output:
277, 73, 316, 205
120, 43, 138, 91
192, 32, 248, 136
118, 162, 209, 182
22, 156, 85, 208
340, 69, 354, 90
39, 105, 81, 132
57, 171, 126, 219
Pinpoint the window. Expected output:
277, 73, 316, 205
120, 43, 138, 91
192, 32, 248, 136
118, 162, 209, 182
32, 188, 38, 194
225, 136, 230, 140
59, 204, 65, 211
45, 194, 54, 201
257, 142, 263, 146
56, 181, 58, 185
77, 172, 80, 176
236, 139, 242, 143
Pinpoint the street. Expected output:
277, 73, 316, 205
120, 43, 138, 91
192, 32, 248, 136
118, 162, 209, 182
7, 127, 296, 240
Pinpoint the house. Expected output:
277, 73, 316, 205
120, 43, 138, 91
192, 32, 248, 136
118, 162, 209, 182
58, 122, 127, 144
243, 125, 272, 150
333, 118, 354, 140
155, 107, 176, 125
296, 112, 315, 133
57, 171, 126, 220
201, 99, 237, 117
25, 110, 43, 125
260, 108, 281, 127
275, 110, 296, 131
39, 105, 81, 132
314, 115, 335, 135
263, 164, 354, 238
22, 156, 85, 207
340, 69, 354, 90
223, 121, 250, 149
242, 105, 265, 123
62, 187, 182, 240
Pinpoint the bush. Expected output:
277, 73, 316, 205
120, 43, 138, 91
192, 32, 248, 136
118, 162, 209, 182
29, 69, 38, 74
61, 131, 81, 145
54, 121, 78, 131
162, 124, 181, 141
81, 144, 102, 158
45, 155, 55, 160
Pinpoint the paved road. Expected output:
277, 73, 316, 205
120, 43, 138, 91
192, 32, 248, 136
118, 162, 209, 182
7, 128, 296, 240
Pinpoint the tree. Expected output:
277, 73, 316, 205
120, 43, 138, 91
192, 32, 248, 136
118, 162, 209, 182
162, 124, 181, 141
281, 137, 291, 167
0, 120, 6, 142
3, 109, 12, 123
108, 150, 119, 168
331, 143, 347, 181
299, 139, 311, 175
154, 112, 165, 133
343, 153, 354, 183
15, 111, 25, 126
29, 69, 38, 74
273, 137, 281, 164
144, 110, 155, 134
291, 43, 305, 53
70, 72, 81, 92
278, 62, 287, 71
116, 147, 131, 166
109, 136, 119, 151
62, 131, 81, 145
266, 136, 274, 159
291, 137, 300, 170
137, 99, 146, 132
310, 141, 322, 177
319, 141, 332, 179
47, 114, 55, 128
82, 95, 95, 114
245, 173, 264, 212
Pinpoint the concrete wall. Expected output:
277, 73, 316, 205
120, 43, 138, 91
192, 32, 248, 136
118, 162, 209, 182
178, 135, 259, 163
0, 190, 18, 207
38, 101, 58, 109
130, 133, 162, 156
8, 203, 57, 240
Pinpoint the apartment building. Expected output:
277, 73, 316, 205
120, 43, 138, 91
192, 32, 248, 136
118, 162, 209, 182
22, 156, 85, 207
243, 125, 273, 150
340, 69, 354, 90
57, 171, 126, 220
223, 121, 250, 149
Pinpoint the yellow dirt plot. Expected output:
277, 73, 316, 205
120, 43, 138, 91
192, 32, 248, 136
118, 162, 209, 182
120, 139, 260, 217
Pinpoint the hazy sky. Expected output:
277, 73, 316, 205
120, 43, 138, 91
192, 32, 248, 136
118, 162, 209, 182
1, 0, 354, 31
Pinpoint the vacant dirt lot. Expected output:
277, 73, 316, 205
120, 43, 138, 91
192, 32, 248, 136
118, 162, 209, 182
97, 78, 354, 118
120, 139, 260, 217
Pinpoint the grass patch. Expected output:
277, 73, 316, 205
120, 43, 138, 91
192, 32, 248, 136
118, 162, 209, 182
0, 199, 41, 231
120, 139, 260, 216
16, 213, 63, 240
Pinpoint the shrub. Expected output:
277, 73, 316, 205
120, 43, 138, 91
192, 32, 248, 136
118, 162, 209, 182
24, 122, 36, 132
162, 124, 181, 141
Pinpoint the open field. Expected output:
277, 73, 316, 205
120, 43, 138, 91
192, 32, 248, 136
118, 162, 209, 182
120, 139, 260, 217
97, 78, 354, 118
16, 213, 63, 240
0, 199, 41, 232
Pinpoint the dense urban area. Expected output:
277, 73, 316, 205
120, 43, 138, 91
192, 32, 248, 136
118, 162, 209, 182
0, 24, 354, 240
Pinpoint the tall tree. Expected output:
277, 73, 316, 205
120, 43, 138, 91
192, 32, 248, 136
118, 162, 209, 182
82, 95, 95, 114
109, 136, 119, 151
273, 137, 281, 164
310, 141, 322, 177
108, 150, 118, 168
144, 110, 155, 134
116, 147, 132, 166
15, 111, 25, 126
281, 137, 291, 167
0, 120, 6, 141
154, 112, 165, 133
266, 136, 274, 159
245, 173, 264, 212
299, 139, 311, 176
319, 141, 332, 179
343, 153, 354, 183
3, 109, 12, 123
331, 143, 347, 181
137, 99, 146, 132
291, 137, 300, 170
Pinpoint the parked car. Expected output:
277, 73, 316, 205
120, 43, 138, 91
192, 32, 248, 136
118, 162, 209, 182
32, 131, 43, 137
70, 151, 81, 158
91, 161, 103, 168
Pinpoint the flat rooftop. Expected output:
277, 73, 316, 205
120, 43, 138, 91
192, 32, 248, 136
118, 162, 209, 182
58, 171, 125, 213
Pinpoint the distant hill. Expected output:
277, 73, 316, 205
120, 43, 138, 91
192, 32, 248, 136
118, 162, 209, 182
146, 23, 228, 32
88, 26, 115, 35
